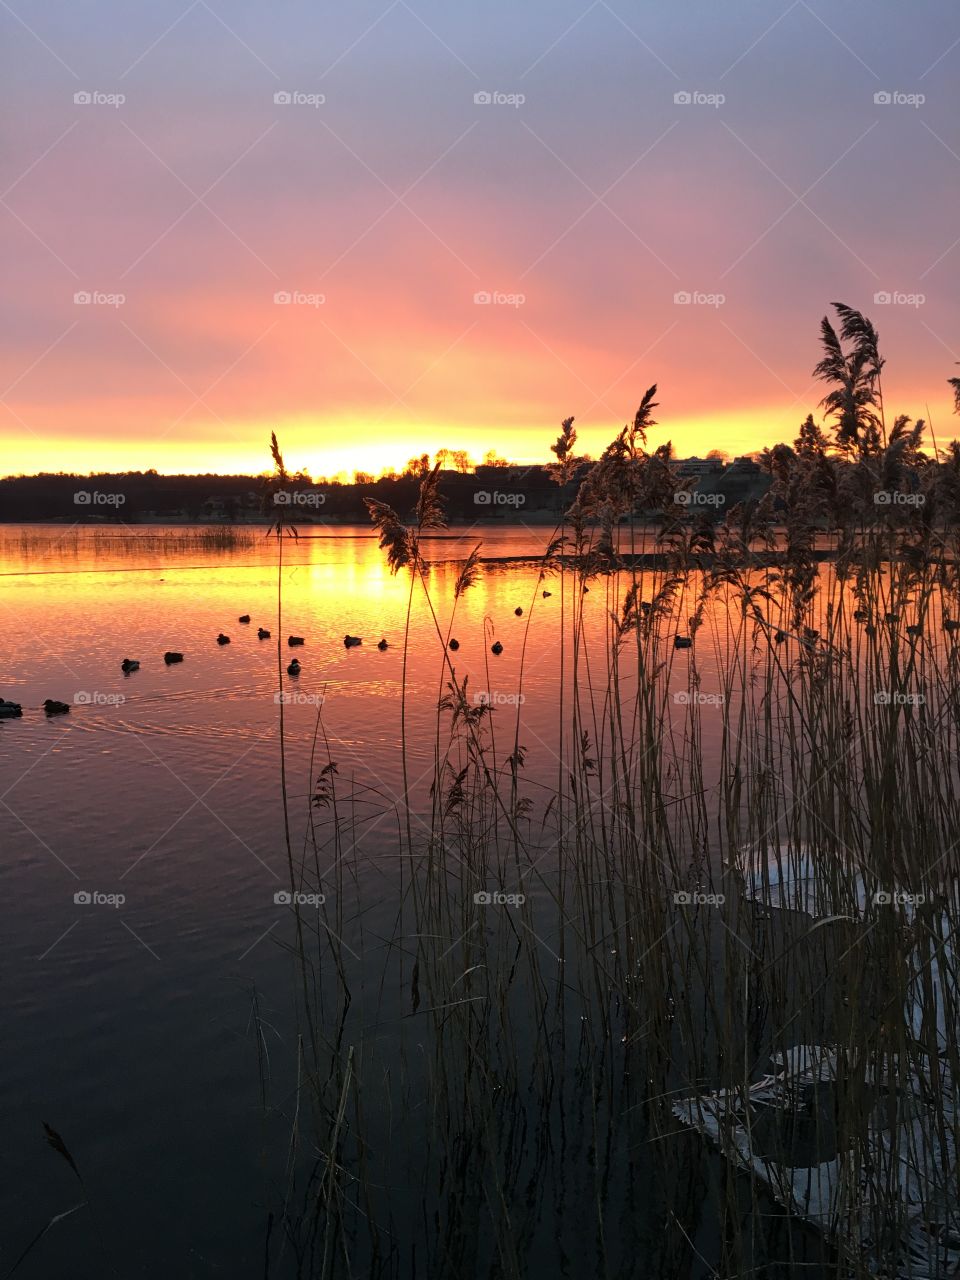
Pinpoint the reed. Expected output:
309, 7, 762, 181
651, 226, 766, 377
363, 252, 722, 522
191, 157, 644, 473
268, 306, 960, 1278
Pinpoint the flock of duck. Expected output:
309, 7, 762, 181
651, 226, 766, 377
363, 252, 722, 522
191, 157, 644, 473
0, 603, 556, 722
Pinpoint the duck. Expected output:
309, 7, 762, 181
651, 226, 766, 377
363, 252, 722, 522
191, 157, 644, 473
257, 627, 271, 640
491, 641, 503, 656
0, 699, 23, 719
238, 614, 251, 624
377, 638, 388, 651
343, 635, 362, 648
163, 651, 184, 664
542, 590, 552, 598
853, 609, 868, 622
906, 623, 923, 636
288, 635, 305, 647
448, 639, 460, 651
287, 658, 301, 676
514, 607, 523, 617
43, 699, 70, 716
120, 658, 140, 673
674, 635, 692, 650
945, 618, 960, 634
217, 633, 231, 645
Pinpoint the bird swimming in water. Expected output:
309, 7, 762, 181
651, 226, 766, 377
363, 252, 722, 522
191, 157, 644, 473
238, 614, 251, 624
288, 636, 305, 647
257, 627, 271, 639
121, 658, 140, 673
448, 639, 459, 651
287, 658, 301, 676
377, 638, 388, 650
43, 699, 70, 716
164, 651, 184, 664
344, 635, 362, 648
217, 633, 230, 645
491, 641, 503, 655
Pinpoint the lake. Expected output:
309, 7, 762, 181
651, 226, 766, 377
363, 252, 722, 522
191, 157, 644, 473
2, 522, 954, 1279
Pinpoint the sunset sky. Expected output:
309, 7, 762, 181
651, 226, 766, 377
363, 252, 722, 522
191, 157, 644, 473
2, 0, 959, 478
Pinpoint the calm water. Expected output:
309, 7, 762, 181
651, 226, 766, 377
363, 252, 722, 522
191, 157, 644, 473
0, 523, 870, 1277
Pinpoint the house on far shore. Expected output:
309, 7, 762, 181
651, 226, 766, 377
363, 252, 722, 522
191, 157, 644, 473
672, 455, 726, 478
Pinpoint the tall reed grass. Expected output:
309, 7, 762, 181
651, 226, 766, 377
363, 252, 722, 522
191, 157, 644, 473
266, 306, 960, 1279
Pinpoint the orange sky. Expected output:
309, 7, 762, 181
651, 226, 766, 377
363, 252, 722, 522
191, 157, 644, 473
2, 1, 958, 479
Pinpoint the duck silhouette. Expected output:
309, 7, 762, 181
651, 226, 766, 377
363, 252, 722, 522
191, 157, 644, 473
238, 614, 251, 624
674, 636, 692, 650
448, 639, 460, 651
344, 635, 362, 648
377, 638, 388, 650
287, 658, 301, 676
514, 607, 523, 616
288, 635, 305, 647
217, 633, 231, 645
164, 652, 184, 664
0, 699, 23, 719
542, 590, 552, 598
257, 627, 271, 639
120, 658, 140, 673
491, 641, 503, 656
43, 699, 70, 716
